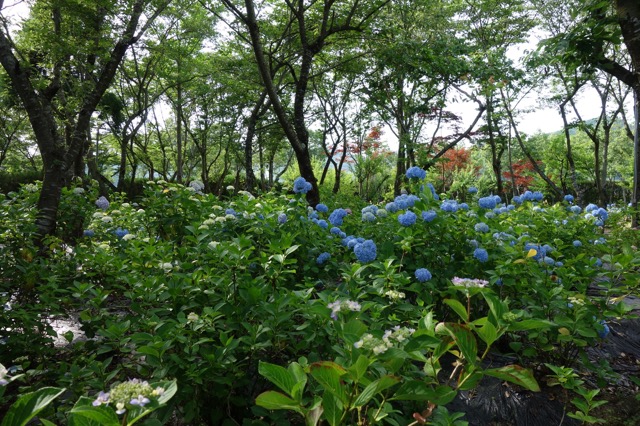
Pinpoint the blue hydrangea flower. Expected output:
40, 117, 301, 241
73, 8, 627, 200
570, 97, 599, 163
330, 227, 342, 235
342, 235, 356, 247
328, 208, 348, 226
385, 202, 399, 213
225, 208, 237, 216
594, 208, 608, 220
512, 195, 523, 205
459, 203, 469, 210
573, 240, 582, 247
415, 268, 432, 282
422, 210, 437, 222
532, 191, 544, 202
293, 177, 313, 194
308, 211, 319, 220
474, 222, 489, 233
95, 196, 110, 210
278, 213, 287, 224
507, 204, 516, 211
585, 203, 599, 213
478, 196, 497, 209
473, 248, 489, 263
114, 228, 129, 239
598, 320, 610, 338
468, 239, 479, 248
398, 211, 417, 226
316, 219, 328, 229
493, 195, 502, 204
83, 229, 95, 237
406, 166, 426, 179
353, 239, 377, 263
570, 205, 582, 214
440, 200, 459, 212
316, 203, 329, 213
564, 194, 574, 203
362, 212, 376, 222
316, 252, 331, 265
468, 187, 478, 194
494, 278, 503, 286
484, 211, 496, 219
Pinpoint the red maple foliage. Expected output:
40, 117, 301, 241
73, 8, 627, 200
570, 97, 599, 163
502, 160, 537, 192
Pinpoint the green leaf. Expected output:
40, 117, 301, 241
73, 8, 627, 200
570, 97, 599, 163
259, 361, 297, 397
310, 361, 348, 404
353, 375, 400, 407
435, 323, 478, 365
69, 403, 120, 426
340, 319, 367, 346
322, 391, 343, 426
255, 391, 304, 414
288, 362, 307, 402
476, 320, 498, 346
348, 355, 371, 382
391, 381, 456, 405
2, 387, 66, 426
508, 319, 555, 332
483, 292, 507, 326
444, 298, 468, 322
484, 365, 541, 392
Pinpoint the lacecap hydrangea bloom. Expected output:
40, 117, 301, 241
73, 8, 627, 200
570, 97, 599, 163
452, 277, 489, 288
327, 299, 361, 320
406, 166, 426, 180
353, 239, 377, 263
293, 177, 313, 194
92, 378, 165, 416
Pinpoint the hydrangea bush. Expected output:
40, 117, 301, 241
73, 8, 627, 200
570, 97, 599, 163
0, 176, 636, 424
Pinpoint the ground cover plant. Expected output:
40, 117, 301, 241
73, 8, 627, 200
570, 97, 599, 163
0, 172, 638, 425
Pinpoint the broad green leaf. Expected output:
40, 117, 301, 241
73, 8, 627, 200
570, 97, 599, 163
259, 361, 297, 397
2, 387, 66, 426
353, 375, 400, 407
348, 355, 371, 382
322, 391, 343, 426
310, 361, 348, 404
391, 381, 456, 405
435, 323, 478, 365
443, 299, 468, 322
341, 319, 367, 345
255, 391, 304, 414
288, 362, 307, 401
68, 404, 120, 426
482, 292, 507, 326
476, 320, 498, 346
508, 319, 555, 332
484, 365, 540, 392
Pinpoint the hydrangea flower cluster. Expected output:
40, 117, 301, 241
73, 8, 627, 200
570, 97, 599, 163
354, 326, 415, 355
415, 268, 432, 282
327, 299, 361, 320
473, 248, 489, 262
316, 252, 330, 265
474, 222, 489, 233
277, 213, 287, 224
422, 210, 437, 222
426, 183, 440, 200
384, 289, 406, 300
398, 210, 417, 226
394, 194, 420, 210
468, 187, 478, 194
564, 194, 574, 203
478, 196, 497, 209
316, 203, 329, 213
452, 277, 489, 288
328, 208, 348, 226
293, 177, 313, 194
95, 196, 110, 210
92, 378, 165, 416
406, 166, 426, 180
440, 200, 459, 212
114, 228, 129, 239
353, 239, 377, 263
